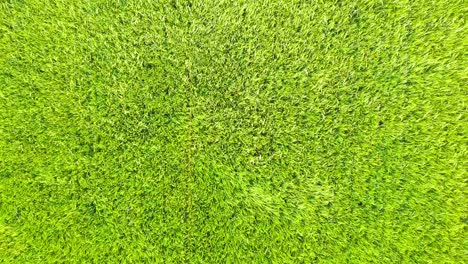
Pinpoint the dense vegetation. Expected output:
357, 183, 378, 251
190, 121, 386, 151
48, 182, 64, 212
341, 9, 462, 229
1, 0, 466, 263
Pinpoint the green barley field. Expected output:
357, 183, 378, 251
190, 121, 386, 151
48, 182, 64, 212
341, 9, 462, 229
0, 0, 466, 263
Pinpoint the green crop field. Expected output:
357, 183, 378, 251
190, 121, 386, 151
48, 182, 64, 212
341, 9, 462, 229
0, 0, 466, 263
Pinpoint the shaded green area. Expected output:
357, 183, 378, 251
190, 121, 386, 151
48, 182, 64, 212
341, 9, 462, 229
0, 0, 466, 263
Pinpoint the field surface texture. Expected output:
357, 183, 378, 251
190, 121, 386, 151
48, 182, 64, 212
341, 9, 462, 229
0, 0, 466, 263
